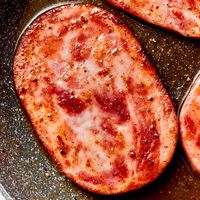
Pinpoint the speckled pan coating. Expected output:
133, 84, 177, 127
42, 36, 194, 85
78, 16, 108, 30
0, 0, 200, 200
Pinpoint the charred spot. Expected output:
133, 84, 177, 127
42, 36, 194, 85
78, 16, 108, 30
39, 118, 44, 122
57, 135, 69, 156
57, 135, 65, 144
148, 97, 154, 101
60, 149, 67, 155
91, 129, 100, 135
80, 16, 88, 23
70, 91, 75, 95
98, 68, 110, 76
20, 87, 26, 94
32, 78, 38, 82
86, 159, 92, 167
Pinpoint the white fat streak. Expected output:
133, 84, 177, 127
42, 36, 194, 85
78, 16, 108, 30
61, 30, 79, 61
38, 23, 61, 40
122, 93, 141, 177
47, 60, 67, 77
55, 101, 114, 172
32, 83, 48, 104
182, 9, 200, 27
112, 52, 132, 89
84, 57, 100, 78
32, 7, 177, 184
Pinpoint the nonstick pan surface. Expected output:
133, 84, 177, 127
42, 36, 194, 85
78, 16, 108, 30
0, 0, 200, 199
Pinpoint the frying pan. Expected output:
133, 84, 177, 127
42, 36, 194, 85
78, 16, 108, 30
0, 0, 200, 199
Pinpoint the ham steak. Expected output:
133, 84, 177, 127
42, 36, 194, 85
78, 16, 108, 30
14, 4, 178, 194
107, 0, 200, 37
180, 72, 200, 173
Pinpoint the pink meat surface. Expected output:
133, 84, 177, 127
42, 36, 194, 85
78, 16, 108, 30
180, 73, 200, 173
14, 4, 178, 194
107, 0, 200, 37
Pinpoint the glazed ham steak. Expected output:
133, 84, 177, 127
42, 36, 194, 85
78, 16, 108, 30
14, 4, 178, 194
107, 0, 200, 37
180, 73, 200, 173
